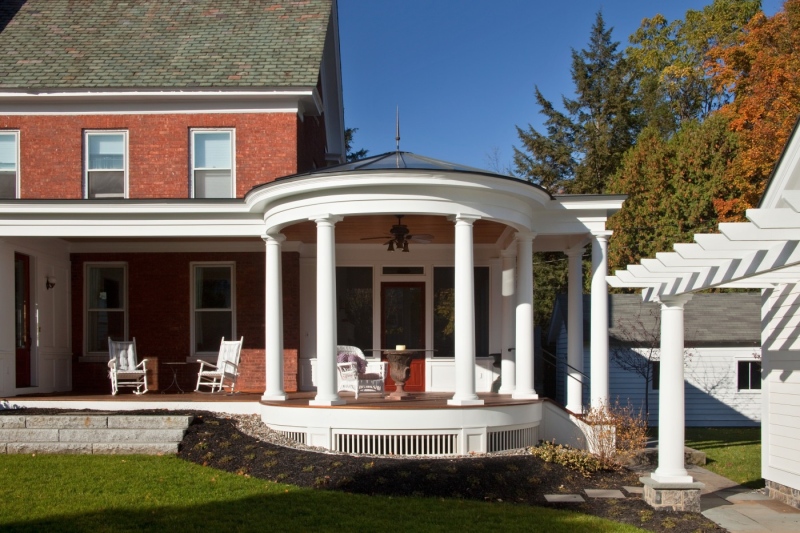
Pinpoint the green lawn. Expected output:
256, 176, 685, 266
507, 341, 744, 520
0, 455, 645, 533
684, 427, 763, 489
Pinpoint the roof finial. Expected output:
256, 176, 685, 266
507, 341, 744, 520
395, 106, 400, 152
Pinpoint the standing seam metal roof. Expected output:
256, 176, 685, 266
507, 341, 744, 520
0, 0, 332, 89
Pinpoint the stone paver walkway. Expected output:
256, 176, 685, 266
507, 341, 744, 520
543, 466, 800, 533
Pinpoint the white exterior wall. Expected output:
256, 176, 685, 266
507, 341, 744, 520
761, 284, 800, 493
552, 338, 761, 426
0, 238, 72, 397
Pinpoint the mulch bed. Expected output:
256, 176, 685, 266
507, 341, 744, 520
176, 412, 724, 533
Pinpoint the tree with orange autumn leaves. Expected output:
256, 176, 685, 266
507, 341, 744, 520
708, 0, 800, 221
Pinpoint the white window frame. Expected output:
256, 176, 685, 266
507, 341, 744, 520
0, 130, 20, 199
190, 128, 236, 198
84, 130, 128, 199
82, 262, 128, 361
736, 359, 762, 392
190, 262, 236, 360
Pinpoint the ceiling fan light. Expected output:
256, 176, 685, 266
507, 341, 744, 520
402, 240, 409, 252
387, 241, 395, 252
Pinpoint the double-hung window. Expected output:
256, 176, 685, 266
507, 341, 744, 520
85, 131, 127, 199
192, 129, 234, 198
737, 360, 761, 391
192, 263, 235, 356
0, 131, 19, 199
85, 264, 127, 354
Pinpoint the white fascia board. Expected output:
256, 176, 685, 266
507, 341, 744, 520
746, 208, 800, 229
606, 271, 664, 289
0, 88, 315, 115
719, 222, 800, 242
552, 195, 626, 212
627, 264, 698, 294
640, 258, 715, 288
0, 201, 252, 216
0, 219, 264, 238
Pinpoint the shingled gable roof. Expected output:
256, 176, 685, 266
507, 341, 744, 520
549, 293, 761, 347
0, 0, 332, 90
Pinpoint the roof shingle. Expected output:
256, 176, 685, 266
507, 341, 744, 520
0, 0, 332, 89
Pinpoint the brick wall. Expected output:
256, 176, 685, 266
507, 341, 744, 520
0, 112, 318, 199
71, 250, 301, 394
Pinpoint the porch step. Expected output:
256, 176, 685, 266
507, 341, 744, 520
0, 414, 193, 455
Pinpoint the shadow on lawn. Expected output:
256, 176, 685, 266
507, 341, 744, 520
1, 491, 633, 533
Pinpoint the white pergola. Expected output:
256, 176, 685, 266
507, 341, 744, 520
607, 123, 800, 485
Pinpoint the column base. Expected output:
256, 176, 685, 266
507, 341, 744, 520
309, 396, 346, 406
640, 477, 704, 513
447, 397, 484, 406
261, 393, 287, 402
498, 385, 515, 394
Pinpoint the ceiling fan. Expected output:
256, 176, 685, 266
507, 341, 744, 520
360, 215, 434, 252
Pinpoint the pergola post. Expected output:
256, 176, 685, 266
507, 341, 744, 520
653, 294, 694, 483
565, 245, 584, 413
449, 214, 483, 406
590, 230, 612, 408
262, 232, 287, 401
513, 231, 538, 399
640, 293, 703, 512
310, 214, 345, 406
499, 246, 517, 394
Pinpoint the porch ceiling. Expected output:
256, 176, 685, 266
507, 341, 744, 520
281, 214, 509, 245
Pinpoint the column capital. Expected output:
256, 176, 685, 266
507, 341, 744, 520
450, 213, 481, 225
515, 230, 537, 242
262, 232, 286, 244
310, 214, 343, 225
591, 230, 613, 241
655, 293, 693, 308
564, 245, 586, 257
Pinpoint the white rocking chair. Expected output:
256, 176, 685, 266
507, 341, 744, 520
108, 337, 149, 395
336, 345, 386, 399
195, 337, 243, 394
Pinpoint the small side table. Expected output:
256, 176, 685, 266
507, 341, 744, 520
162, 362, 191, 394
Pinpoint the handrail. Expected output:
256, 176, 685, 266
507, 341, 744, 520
540, 347, 589, 383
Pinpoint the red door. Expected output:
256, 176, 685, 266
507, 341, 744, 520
381, 282, 425, 391
14, 253, 32, 388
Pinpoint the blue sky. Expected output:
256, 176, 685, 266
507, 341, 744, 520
338, 0, 784, 172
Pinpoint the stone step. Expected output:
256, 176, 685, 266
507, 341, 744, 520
0, 414, 193, 455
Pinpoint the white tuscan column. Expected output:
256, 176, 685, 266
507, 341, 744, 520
565, 245, 584, 413
499, 246, 517, 394
590, 230, 612, 408
310, 215, 345, 406
513, 231, 538, 399
449, 214, 483, 406
652, 294, 694, 484
262, 233, 287, 401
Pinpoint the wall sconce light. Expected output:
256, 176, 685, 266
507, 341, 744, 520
45, 275, 56, 290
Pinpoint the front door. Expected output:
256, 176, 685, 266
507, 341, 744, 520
381, 282, 425, 391
14, 253, 32, 388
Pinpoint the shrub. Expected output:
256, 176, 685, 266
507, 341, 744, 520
529, 441, 605, 477
580, 400, 648, 468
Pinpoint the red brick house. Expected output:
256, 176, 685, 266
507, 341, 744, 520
0, 0, 622, 438
0, 0, 345, 395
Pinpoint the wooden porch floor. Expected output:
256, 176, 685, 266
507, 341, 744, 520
7, 391, 542, 410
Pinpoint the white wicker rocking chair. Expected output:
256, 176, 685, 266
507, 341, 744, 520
108, 337, 149, 395
195, 337, 243, 394
336, 345, 386, 399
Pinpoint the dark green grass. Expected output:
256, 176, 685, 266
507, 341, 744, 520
0, 454, 645, 532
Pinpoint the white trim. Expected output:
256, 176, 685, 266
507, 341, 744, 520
0, 130, 20, 199
84, 130, 128, 199
190, 128, 236, 199
83, 262, 128, 357
190, 262, 236, 358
